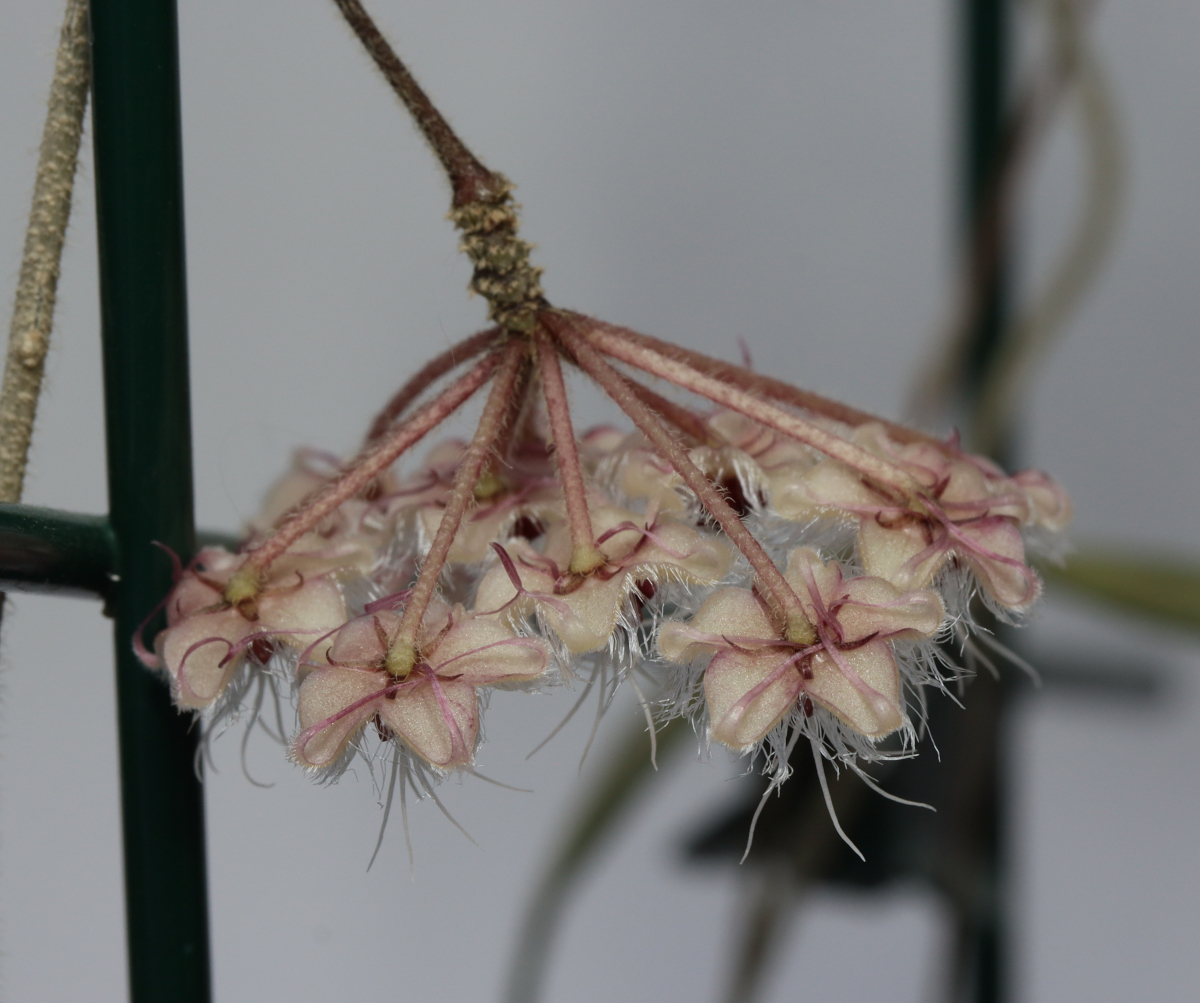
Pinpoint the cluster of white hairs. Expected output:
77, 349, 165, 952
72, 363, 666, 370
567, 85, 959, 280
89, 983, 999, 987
136, 315, 1069, 855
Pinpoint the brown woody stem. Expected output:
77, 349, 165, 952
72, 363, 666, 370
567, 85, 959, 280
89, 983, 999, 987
547, 315, 813, 644
386, 339, 529, 674
536, 334, 603, 574
330, 0, 500, 206
226, 348, 504, 604
366, 327, 499, 442
330, 0, 545, 333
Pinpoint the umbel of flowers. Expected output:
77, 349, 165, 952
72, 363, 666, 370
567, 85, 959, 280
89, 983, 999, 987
137, 0, 1071, 829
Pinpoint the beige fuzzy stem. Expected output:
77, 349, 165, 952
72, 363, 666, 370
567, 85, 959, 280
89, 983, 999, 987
386, 339, 529, 675
0, 0, 90, 503
548, 315, 814, 645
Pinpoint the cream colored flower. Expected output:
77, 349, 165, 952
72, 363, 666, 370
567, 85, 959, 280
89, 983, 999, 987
785, 423, 1066, 610
474, 503, 731, 655
293, 598, 547, 770
659, 547, 943, 748
148, 536, 372, 710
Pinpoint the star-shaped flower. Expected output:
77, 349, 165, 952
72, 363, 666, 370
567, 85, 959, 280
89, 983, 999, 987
145, 536, 372, 710
292, 597, 548, 770
659, 547, 944, 748
473, 503, 732, 655
785, 423, 1067, 610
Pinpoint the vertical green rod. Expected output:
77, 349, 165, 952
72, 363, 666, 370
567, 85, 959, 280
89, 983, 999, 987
89, 2, 212, 1001
961, 0, 1011, 403
958, 3, 1009, 1003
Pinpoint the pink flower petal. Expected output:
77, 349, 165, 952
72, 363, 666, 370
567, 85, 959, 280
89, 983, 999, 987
806, 639, 904, 738
327, 609, 401, 667
1014, 469, 1072, 531
837, 576, 944, 642
430, 616, 547, 685
658, 587, 776, 663
294, 666, 389, 768
858, 516, 947, 591
956, 517, 1041, 610
705, 649, 804, 749
380, 676, 478, 769
157, 610, 249, 709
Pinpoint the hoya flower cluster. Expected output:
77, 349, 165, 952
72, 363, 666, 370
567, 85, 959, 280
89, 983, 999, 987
137, 313, 1069, 799
135, 0, 1071, 820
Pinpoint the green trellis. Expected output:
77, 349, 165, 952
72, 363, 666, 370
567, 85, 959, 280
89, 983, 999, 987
1, 3, 208, 1000
0, 2, 1011, 1001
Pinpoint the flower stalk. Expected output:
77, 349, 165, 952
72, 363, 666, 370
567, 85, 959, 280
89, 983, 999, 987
385, 338, 528, 675
536, 335, 604, 575
547, 314, 814, 645
586, 323, 921, 499
365, 326, 497, 442
225, 346, 503, 607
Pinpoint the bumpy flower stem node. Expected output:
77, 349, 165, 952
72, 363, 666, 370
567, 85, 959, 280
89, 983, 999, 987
449, 179, 546, 334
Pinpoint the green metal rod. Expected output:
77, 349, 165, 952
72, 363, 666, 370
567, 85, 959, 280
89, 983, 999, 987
958, 4, 1010, 1003
0, 502, 115, 597
0, 500, 239, 599
961, 0, 1011, 404
89, 0, 212, 999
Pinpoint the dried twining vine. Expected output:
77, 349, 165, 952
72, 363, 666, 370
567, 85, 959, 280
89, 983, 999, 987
139, 0, 1070, 848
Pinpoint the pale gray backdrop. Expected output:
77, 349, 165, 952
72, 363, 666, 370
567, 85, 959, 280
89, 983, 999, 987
0, 1, 1197, 1001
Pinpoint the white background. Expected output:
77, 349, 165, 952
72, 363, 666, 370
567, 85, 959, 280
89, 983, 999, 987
0, 1, 1197, 1000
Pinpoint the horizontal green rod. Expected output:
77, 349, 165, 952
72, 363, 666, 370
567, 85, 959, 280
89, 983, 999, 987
0, 502, 115, 597
0, 502, 238, 598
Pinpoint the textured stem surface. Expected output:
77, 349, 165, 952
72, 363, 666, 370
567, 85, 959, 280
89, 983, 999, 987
588, 325, 919, 497
549, 316, 812, 642
622, 377, 711, 445
236, 348, 503, 591
366, 327, 498, 442
537, 335, 602, 573
582, 315, 937, 448
387, 339, 529, 672
0, 0, 90, 502
332, 0, 543, 332
330, 0, 500, 205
